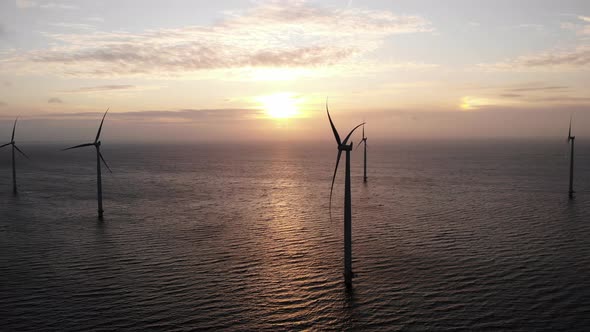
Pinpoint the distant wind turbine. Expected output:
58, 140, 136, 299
1, 118, 29, 194
356, 124, 368, 183
567, 115, 575, 198
327, 99, 364, 287
62, 109, 112, 219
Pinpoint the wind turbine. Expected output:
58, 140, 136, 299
567, 115, 575, 198
356, 124, 368, 183
62, 109, 112, 219
1, 118, 29, 194
327, 99, 364, 287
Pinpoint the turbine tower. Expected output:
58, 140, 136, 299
567, 115, 575, 198
1, 118, 29, 195
356, 124, 368, 183
63, 109, 112, 219
327, 99, 364, 287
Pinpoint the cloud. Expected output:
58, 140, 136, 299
16, 0, 77, 10
85, 17, 104, 23
499, 93, 523, 98
48, 97, 63, 103
49, 22, 96, 30
506, 85, 568, 93
480, 15, 590, 72
560, 15, 590, 36
533, 96, 590, 103
40, 108, 265, 123
515, 23, 543, 31
0, 101, 6, 107
478, 46, 590, 71
0, 24, 4, 37
16, 0, 36, 8
39, 2, 77, 10
494, 83, 588, 105
4, 1, 432, 78
62, 85, 137, 93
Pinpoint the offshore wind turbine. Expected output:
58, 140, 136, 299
356, 124, 368, 183
567, 115, 575, 198
1, 118, 29, 194
62, 109, 112, 219
327, 99, 364, 287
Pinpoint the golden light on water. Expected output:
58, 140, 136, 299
258, 93, 301, 119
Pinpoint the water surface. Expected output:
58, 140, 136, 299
1, 140, 589, 330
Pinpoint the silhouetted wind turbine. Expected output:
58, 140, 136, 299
567, 115, 575, 198
356, 124, 368, 183
62, 109, 112, 219
1, 118, 29, 194
327, 99, 364, 287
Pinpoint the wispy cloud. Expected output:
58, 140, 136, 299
40, 108, 265, 122
16, 0, 77, 10
560, 15, 590, 36
49, 22, 96, 30
62, 85, 137, 93
16, 0, 36, 9
494, 83, 588, 105
3, 1, 432, 78
478, 46, 590, 71
499, 93, 523, 98
39, 2, 77, 10
48, 97, 63, 103
514, 23, 543, 31
506, 85, 568, 93
85, 17, 104, 23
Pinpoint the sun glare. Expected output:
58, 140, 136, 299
460, 96, 491, 111
258, 93, 300, 119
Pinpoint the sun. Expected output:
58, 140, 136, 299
258, 93, 300, 119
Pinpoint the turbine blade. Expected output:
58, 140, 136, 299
362, 124, 365, 139
95, 108, 109, 143
99, 152, 113, 173
11, 118, 17, 141
14, 145, 29, 159
329, 149, 343, 217
342, 122, 365, 145
0, 142, 10, 148
62, 143, 94, 151
355, 138, 367, 151
326, 98, 341, 146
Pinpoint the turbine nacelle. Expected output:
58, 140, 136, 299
338, 143, 353, 151
567, 114, 575, 142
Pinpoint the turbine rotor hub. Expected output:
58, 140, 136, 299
338, 144, 353, 151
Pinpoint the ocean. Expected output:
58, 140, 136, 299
1, 140, 589, 330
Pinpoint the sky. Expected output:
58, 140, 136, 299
0, 0, 589, 142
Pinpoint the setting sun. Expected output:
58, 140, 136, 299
258, 93, 300, 119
